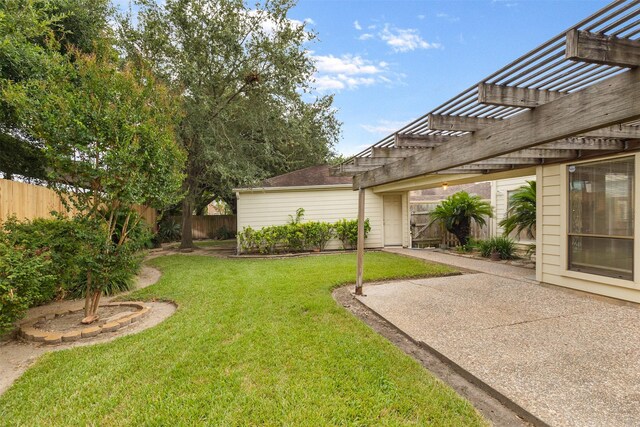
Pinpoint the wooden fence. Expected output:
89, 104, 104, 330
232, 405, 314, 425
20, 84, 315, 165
410, 201, 493, 247
0, 179, 157, 226
171, 215, 237, 239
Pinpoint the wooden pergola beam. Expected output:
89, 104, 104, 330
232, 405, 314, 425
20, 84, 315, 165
501, 148, 576, 158
354, 68, 640, 189
394, 133, 451, 147
427, 114, 499, 132
371, 147, 428, 158
580, 125, 640, 139
354, 157, 393, 167
477, 83, 565, 108
566, 30, 640, 68
541, 138, 625, 150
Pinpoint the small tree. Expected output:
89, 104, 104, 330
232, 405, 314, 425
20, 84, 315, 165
428, 191, 493, 247
499, 181, 536, 239
9, 46, 185, 322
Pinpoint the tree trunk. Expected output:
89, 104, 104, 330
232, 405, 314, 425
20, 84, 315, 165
452, 218, 471, 246
84, 271, 93, 318
180, 194, 194, 249
82, 271, 101, 324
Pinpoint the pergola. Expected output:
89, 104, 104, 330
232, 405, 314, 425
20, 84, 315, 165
336, 0, 640, 295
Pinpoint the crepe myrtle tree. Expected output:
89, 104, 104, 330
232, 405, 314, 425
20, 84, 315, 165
9, 45, 186, 322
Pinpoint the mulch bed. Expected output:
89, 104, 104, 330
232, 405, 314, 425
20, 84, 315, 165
33, 305, 136, 333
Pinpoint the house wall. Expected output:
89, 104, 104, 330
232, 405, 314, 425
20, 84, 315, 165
236, 186, 384, 250
491, 175, 536, 242
537, 155, 640, 303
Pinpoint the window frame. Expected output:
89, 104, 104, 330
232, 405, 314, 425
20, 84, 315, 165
559, 153, 640, 288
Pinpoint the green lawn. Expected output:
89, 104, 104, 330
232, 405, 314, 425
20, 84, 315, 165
0, 252, 486, 426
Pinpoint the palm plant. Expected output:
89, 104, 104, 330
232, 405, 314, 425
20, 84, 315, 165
428, 191, 493, 247
499, 181, 536, 239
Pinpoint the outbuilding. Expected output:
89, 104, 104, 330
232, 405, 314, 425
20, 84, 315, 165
234, 165, 410, 251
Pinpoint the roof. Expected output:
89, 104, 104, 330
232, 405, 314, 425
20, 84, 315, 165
261, 165, 352, 188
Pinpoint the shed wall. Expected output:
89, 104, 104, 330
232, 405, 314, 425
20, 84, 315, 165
236, 187, 384, 249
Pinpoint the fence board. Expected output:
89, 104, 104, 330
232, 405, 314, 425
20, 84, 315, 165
171, 215, 237, 239
410, 201, 493, 247
0, 179, 157, 226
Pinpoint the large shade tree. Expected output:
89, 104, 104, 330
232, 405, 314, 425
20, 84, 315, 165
119, 0, 340, 248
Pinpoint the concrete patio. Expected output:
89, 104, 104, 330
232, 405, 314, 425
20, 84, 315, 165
358, 248, 640, 427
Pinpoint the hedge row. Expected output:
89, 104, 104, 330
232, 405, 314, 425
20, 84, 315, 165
238, 217, 371, 254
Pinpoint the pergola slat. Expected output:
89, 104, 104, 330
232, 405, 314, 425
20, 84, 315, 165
353, 67, 640, 188
343, 1, 640, 163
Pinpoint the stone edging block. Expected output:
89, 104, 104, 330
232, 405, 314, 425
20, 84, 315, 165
19, 302, 150, 345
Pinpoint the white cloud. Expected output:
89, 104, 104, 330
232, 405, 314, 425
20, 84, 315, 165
358, 33, 374, 41
314, 54, 384, 76
380, 24, 442, 52
311, 54, 394, 92
417, 14, 426, 20
367, 24, 377, 30
361, 119, 413, 134
354, 20, 362, 30
314, 75, 345, 91
436, 12, 460, 23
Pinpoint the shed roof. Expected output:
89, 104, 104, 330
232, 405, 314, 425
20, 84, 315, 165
261, 165, 352, 188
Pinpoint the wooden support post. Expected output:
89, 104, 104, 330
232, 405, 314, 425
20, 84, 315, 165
355, 187, 365, 296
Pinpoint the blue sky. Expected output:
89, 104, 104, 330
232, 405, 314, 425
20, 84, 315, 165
287, 0, 612, 156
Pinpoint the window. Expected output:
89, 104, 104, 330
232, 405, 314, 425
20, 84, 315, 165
568, 156, 634, 280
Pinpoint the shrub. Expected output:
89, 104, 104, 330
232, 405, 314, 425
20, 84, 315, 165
2, 215, 86, 300
334, 218, 371, 250
304, 222, 334, 251
238, 226, 257, 253
214, 225, 235, 240
0, 238, 55, 335
157, 217, 181, 243
478, 236, 517, 260
238, 210, 372, 254
1, 214, 150, 305
238, 208, 371, 254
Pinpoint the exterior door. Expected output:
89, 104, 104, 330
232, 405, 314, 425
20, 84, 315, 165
384, 195, 403, 246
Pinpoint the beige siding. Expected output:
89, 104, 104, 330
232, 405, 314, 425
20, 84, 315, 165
538, 159, 640, 303
237, 187, 384, 249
